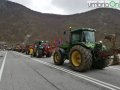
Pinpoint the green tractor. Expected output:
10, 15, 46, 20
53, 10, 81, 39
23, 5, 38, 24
53, 27, 110, 72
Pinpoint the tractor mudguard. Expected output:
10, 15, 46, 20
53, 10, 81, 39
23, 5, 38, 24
59, 48, 66, 55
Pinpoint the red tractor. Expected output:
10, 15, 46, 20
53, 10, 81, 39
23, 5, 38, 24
25, 45, 32, 55
21, 45, 25, 53
43, 39, 63, 57
18, 45, 23, 52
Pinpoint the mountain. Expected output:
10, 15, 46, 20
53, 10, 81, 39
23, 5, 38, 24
0, 0, 120, 48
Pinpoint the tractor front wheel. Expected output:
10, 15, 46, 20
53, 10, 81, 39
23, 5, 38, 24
36, 49, 42, 58
93, 59, 109, 69
69, 45, 92, 72
53, 50, 64, 65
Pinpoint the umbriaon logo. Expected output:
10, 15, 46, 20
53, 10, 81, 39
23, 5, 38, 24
87, 1, 120, 8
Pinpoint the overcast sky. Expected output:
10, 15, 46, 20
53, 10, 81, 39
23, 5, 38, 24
8, 0, 119, 15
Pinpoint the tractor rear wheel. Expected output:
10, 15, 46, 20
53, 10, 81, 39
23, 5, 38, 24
46, 52, 51, 57
22, 49, 25, 53
53, 50, 64, 65
93, 59, 109, 69
36, 49, 42, 58
26, 51, 27, 54
69, 45, 92, 72
27, 50, 30, 55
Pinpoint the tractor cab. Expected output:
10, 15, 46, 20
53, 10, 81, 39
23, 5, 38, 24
35, 41, 49, 48
70, 28, 96, 44
60, 28, 96, 49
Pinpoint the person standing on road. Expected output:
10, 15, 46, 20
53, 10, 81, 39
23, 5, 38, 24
58, 39, 63, 46
30, 47, 33, 57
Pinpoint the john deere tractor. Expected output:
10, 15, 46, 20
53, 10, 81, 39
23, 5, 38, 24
53, 27, 120, 72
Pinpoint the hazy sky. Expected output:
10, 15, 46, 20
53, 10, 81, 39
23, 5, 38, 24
8, 0, 119, 15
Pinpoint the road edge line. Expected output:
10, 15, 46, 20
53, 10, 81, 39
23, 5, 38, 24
0, 52, 7, 82
108, 67, 120, 70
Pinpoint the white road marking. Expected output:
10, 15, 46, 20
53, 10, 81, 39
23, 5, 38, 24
0, 52, 7, 82
108, 67, 120, 70
16, 52, 120, 90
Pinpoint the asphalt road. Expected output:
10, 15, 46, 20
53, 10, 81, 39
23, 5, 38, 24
0, 51, 120, 90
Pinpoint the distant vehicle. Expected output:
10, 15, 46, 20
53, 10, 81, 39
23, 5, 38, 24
12, 46, 16, 51
21, 46, 25, 53
34, 41, 51, 58
25, 45, 32, 55
7, 48, 12, 51
15, 46, 19, 51
18, 45, 23, 52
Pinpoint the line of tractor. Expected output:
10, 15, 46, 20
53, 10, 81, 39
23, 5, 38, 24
12, 27, 120, 72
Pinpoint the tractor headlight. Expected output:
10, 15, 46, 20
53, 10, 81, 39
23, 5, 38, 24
99, 41, 102, 43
